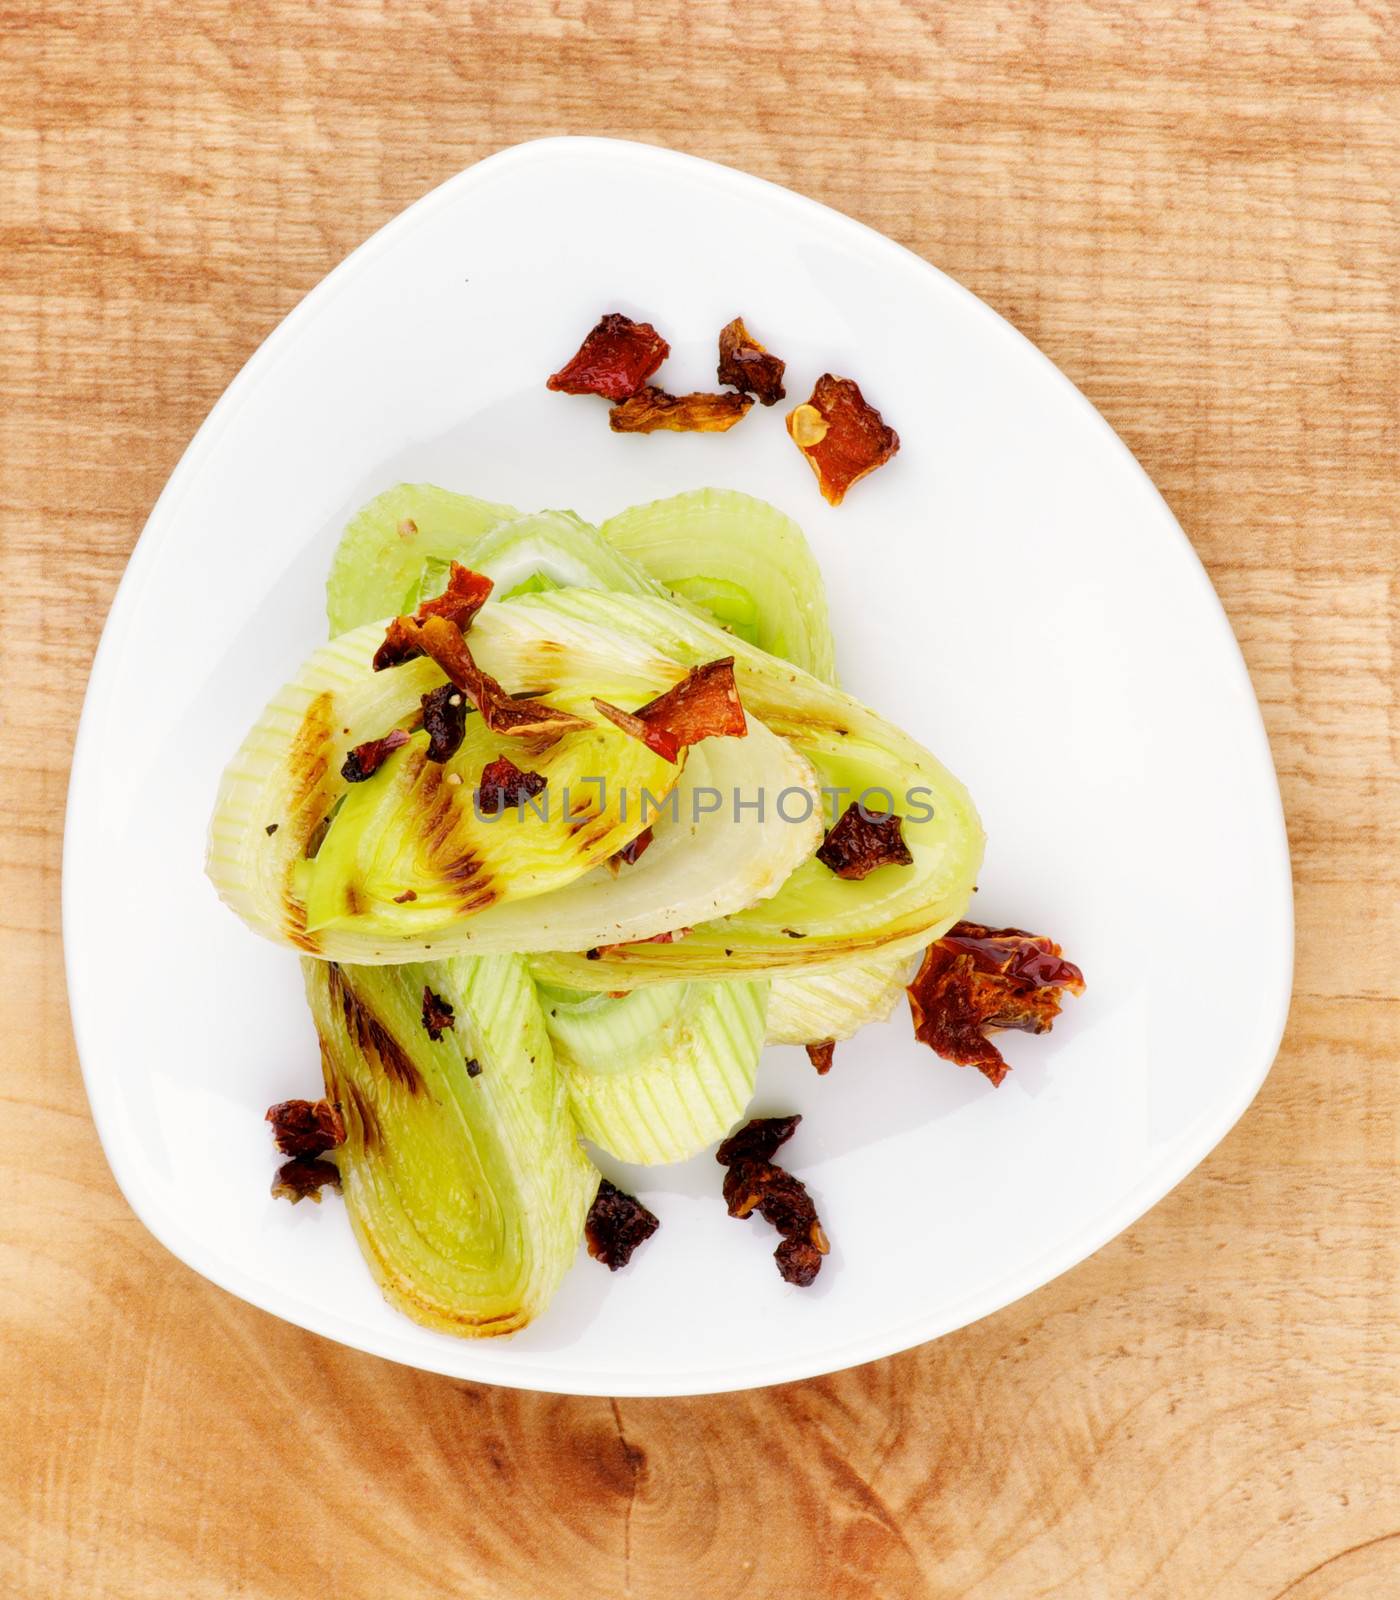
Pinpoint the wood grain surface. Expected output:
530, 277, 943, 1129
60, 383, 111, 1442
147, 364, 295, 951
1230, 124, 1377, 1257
3, 3, 1397, 1596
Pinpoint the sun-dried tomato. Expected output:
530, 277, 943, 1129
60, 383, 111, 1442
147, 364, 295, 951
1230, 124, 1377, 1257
608, 386, 753, 433
406, 615, 589, 738
805, 1040, 836, 1075
593, 658, 746, 764
266, 1098, 346, 1158
340, 727, 410, 783
715, 1115, 829, 1286
547, 313, 670, 401
717, 316, 786, 405
420, 682, 470, 763
815, 802, 913, 879
475, 755, 547, 815
271, 1157, 341, 1203
421, 984, 455, 1042
612, 825, 654, 868
787, 374, 899, 505
415, 561, 493, 630
372, 564, 494, 670
907, 920, 1086, 1086
585, 1178, 660, 1270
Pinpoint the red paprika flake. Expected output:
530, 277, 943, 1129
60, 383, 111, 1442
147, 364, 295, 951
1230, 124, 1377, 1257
584, 1178, 660, 1270
814, 803, 912, 880
716, 1115, 829, 1287
717, 316, 786, 405
372, 563, 494, 670
410, 615, 590, 738
608, 386, 753, 433
420, 682, 470, 763
421, 984, 456, 1042
593, 658, 747, 764
787, 373, 900, 505
547, 313, 670, 401
612, 825, 654, 868
805, 1040, 836, 1075
907, 921, 1086, 1086
475, 755, 547, 815
340, 727, 410, 783
265, 1098, 346, 1158
271, 1157, 341, 1204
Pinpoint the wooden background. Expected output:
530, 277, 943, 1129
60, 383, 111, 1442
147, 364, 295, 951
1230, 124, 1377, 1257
3, 2, 1396, 1595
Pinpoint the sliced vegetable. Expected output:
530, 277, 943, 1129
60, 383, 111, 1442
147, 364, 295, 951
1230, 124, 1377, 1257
601, 489, 838, 683
208, 603, 822, 962
520, 591, 983, 985
538, 978, 768, 1165
766, 952, 914, 1044
303, 954, 597, 1336
326, 484, 517, 634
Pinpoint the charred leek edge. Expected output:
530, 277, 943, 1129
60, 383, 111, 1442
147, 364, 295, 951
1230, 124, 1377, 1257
516, 590, 984, 986
326, 483, 520, 634
304, 954, 597, 1338
208, 606, 822, 962
537, 979, 768, 1165
601, 488, 839, 685
766, 951, 916, 1045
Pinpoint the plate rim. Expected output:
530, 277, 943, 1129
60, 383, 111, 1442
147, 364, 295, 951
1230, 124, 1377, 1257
62, 135, 1295, 1396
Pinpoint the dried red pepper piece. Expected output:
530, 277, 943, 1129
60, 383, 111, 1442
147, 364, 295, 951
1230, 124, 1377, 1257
475, 755, 547, 815
609, 386, 753, 433
717, 316, 786, 405
815, 803, 913, 880
372, 564, 494, 670
593, 658, 747, 764
265, 1098, 346, 1158
340, 727, 410, 783
420, 682, 470, 763
907, 921, 1086, 1086
271, 1157, 341, 1203
421, 984, 455, 1042
612, 825, 654, 868
805, 1040, 836, 1076
410, 615, 590, 738
585, 1178, 660, 1270
596, 927, 690, 957
716, 1115, 828, 1287
547, 313, 670, 401
787, 373, 899, 505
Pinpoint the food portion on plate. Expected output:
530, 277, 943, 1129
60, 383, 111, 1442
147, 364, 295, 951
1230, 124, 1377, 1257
547, 311, 899, 500
206, 483, 1083, 1334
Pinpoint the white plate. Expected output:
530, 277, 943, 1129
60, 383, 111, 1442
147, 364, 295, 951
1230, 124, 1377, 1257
64, 137, 1293, 1396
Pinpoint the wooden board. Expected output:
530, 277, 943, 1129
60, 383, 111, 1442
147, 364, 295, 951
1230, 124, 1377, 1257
2, 3, 1396, 1595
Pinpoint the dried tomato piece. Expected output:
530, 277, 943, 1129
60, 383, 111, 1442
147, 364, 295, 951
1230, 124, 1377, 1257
415, 561, 493, 631
593, 658, 746, 764
717, 316, 786, 405
420, 682, 470, 763
716, 1115, 828, 1287
411, 615, 590, 738
475, 755, 547, 815
609, 386, 753, 433
265, 1098, 346, 1158
787, 374, 899, 505
585, 1178, 660, 1270
815, 803, 913, 880
612, 825, 654, 868
341, 727, 410, 783
805, 1040, 836, 1075
271, 1157, 341, 1203
547, 313, 670, 401
421, 984, 455, 1042
372, 565, 494, 670
907, 920, 1086, 1086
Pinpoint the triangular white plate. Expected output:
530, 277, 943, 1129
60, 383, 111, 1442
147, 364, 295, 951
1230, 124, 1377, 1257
64, 138, 1293, 1396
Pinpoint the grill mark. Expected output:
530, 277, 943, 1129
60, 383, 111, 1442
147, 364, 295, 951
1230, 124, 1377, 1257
281, 891, 321, 953
289, 691, 336, 805
328, 964, 422, 1095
